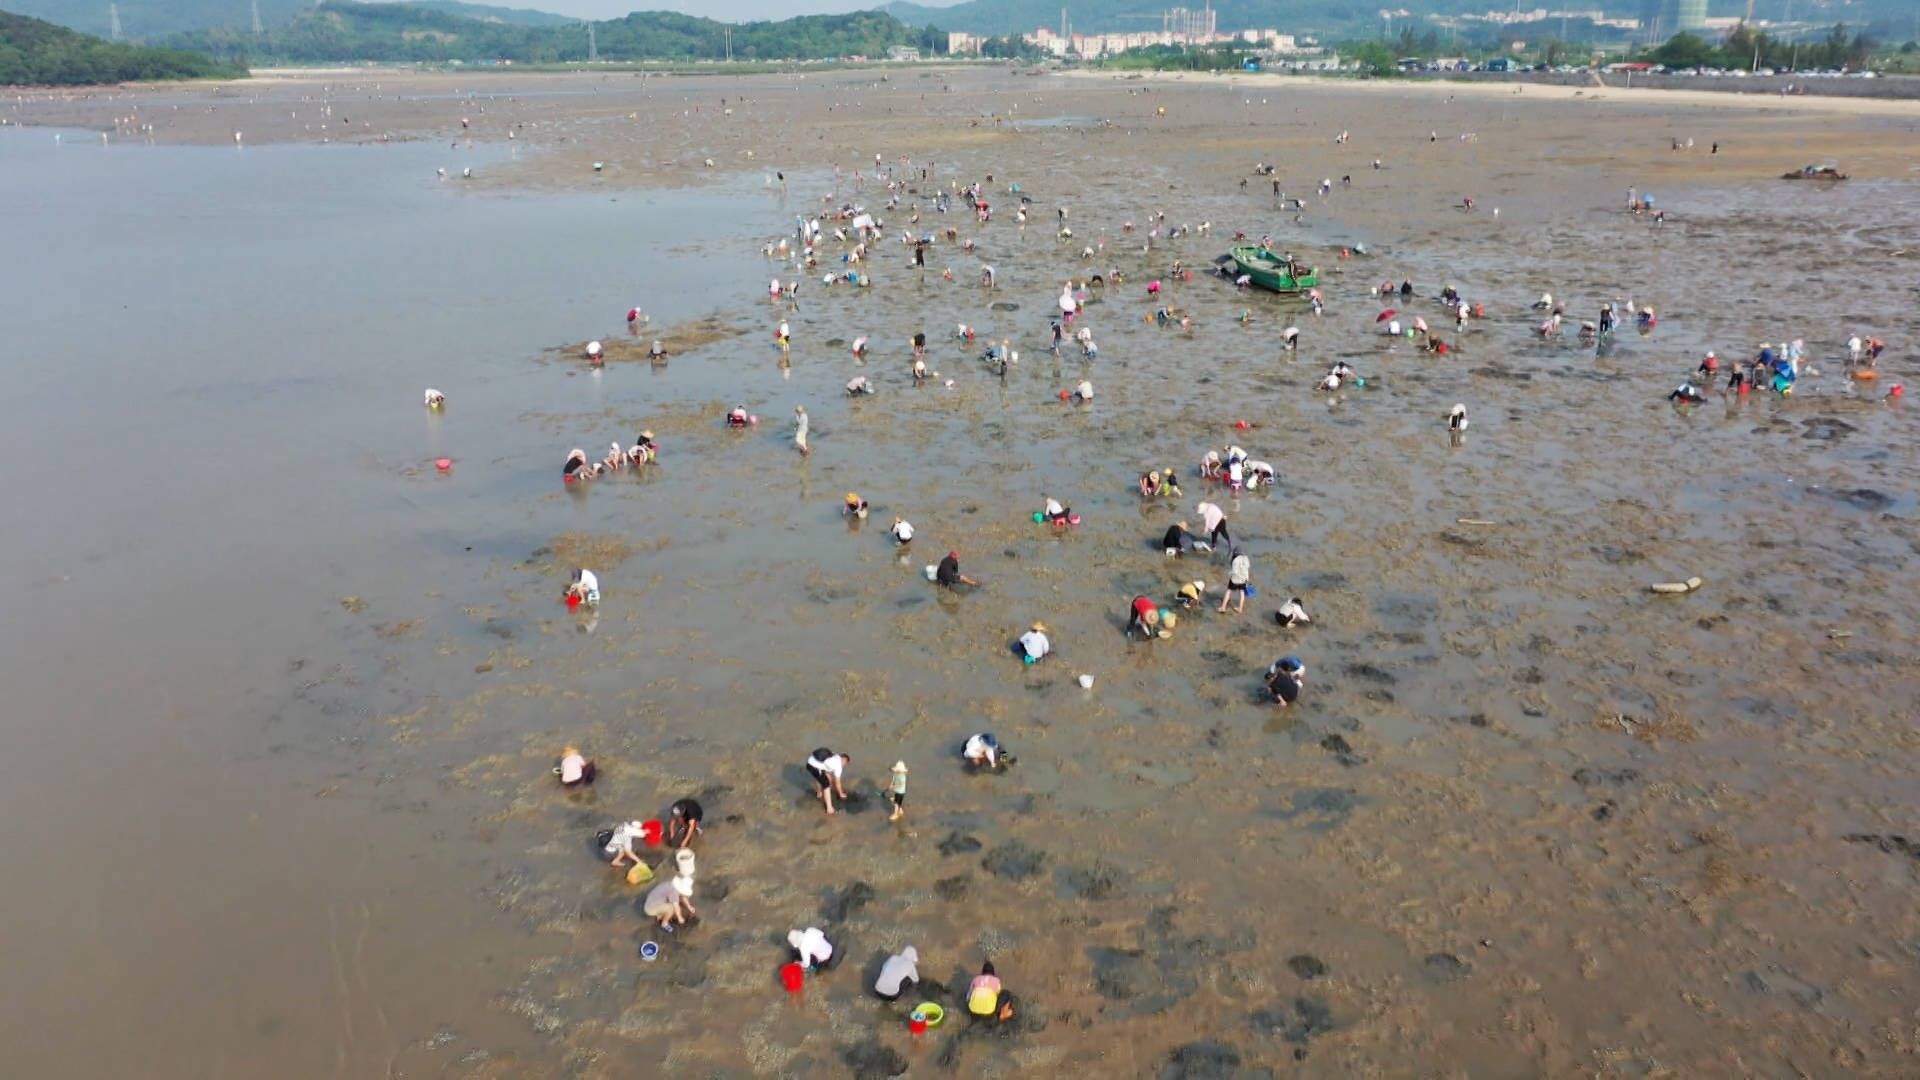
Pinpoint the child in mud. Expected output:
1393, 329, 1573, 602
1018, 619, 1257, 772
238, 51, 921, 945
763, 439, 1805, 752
1040, 495, 1073, 526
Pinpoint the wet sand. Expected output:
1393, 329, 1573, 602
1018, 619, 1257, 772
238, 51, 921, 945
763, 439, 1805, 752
7, 68, 1920, 1078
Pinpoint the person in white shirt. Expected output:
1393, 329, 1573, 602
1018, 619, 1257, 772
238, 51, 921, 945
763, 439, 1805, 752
874, 946, 920, 1000
1245, 460, 1275, 490
567, 568, 600, 606
805, 747, 850, 815
1196, 502, 1230, 550
1039, 496, 1072, 526
963, 732, 1010, 769
1016, 622, 1050, 663
603, 820, 645, 867
890, 517, 914, 544
788, 927, 835, 970
1071, 379, 1094, 403
423, 388, 446, 408
1219, 549, 1252, 614
1276, 597, 1312, 627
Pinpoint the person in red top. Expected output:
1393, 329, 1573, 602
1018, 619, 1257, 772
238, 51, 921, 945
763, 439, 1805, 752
1126, 595, 1162, 638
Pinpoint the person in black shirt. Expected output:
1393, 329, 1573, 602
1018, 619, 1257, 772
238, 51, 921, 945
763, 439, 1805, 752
667, 798, 703, 848
1266, 657, 1306, 706
1162, 521, 1193, 557
936, 551, 978, 589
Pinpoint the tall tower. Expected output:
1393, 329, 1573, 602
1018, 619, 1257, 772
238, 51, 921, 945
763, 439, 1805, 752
251, 0, 264, 34
1673, 0, 1707, 31
109, 2, 121, 39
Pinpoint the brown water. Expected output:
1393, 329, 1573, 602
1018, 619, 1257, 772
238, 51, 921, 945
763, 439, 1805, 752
5, 73, 1919, 1078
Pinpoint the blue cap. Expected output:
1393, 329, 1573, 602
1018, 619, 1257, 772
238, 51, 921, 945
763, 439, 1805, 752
1279, 657, 1304, 673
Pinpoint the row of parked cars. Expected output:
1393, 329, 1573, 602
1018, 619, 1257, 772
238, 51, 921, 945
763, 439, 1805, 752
1652, 66, 1877, 78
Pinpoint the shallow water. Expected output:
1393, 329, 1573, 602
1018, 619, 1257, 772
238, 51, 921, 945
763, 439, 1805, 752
6, 74, 1920, 1078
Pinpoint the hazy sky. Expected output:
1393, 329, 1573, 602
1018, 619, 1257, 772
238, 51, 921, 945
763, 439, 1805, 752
505, 0, 952, 20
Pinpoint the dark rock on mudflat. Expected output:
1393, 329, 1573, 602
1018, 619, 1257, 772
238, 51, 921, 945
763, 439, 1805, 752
1845, 833, 1920, 861
936, 831, 982, 856
1159, 1040, 1243, 1080
982, 840, 1047, 880
841, 1039, 908, 1079
1423, 952, 1470, 981
933, 875, 971, 901
1286, 954, 1327, 980
1057, 862, 1127, 901
1571, 767, 1641, 787
821, 880, 876, 923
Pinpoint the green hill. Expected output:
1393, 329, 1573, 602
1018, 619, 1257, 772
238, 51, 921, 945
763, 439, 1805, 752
2, 0, 312, 40
167, 3, 949, 64
402, 1, 574, 29
0, 8, 244, 83
3, 0, 571, 40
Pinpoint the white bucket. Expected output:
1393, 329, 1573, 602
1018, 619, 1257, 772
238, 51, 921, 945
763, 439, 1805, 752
1077, 674, 1094, 689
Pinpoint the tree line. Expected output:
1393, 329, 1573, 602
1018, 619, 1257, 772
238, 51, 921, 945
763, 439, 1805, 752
167, 3, 949, 65
1647, 25, 1875, 71
1, 9, 244, 84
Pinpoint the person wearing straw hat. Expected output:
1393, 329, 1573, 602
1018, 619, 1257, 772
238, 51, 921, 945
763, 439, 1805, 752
887, 761, 909, 821
1126, 595, 1163, 639
585, 340, 603, 364
644, 874, 696, 932
1162, 521, 1194, 558
843, 492, 869, 518
630, 430, 657, 465
555, 746, 594, 788
1176, 581, 1207, 609
1015, 622, 1050, 663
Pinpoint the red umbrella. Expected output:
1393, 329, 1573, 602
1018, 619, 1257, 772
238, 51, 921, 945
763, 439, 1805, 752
1375, 309, 1397, 322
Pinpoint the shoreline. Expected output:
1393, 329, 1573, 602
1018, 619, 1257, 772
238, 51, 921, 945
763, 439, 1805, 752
1065, 67, 1920, 117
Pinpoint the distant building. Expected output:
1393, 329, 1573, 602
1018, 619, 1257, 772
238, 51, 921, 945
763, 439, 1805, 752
947, 32, 981, 56
887, 45, 921, 61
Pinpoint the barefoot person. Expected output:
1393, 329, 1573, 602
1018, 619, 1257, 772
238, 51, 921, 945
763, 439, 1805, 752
887, 761, 909, 821
805, 747, 851, 815
643, 874, 696, 932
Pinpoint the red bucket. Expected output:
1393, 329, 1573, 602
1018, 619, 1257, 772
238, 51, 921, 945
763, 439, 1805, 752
780, 963, 805, 993
640, 820, 664, 847
909, 1017, 928, 1035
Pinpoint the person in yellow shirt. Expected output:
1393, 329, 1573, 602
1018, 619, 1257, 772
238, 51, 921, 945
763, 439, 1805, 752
966, 960, 1015, 1022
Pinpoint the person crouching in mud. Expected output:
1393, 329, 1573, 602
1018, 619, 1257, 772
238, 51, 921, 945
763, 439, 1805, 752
1126, 594, 1164, 638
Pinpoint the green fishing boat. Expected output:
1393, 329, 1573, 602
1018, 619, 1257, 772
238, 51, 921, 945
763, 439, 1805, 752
1228, 245, 1319, 292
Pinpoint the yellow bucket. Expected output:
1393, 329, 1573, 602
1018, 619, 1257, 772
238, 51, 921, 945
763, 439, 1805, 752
910, 1003, 945, 1028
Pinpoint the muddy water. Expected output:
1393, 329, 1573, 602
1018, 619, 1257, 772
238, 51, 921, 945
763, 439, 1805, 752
7, 73, 1920, 1078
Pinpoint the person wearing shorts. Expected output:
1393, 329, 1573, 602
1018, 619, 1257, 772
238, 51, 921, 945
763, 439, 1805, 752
1126, 595, 1162, 638
806, 748, 850, 815
1220, 550, 1251, 614
887, 761, 908, 821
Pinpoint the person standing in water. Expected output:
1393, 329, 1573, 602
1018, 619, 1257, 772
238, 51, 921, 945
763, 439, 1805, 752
793, 406, 810, 456
1219, 550, 1252, 614
1196, 502, 1230, 552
